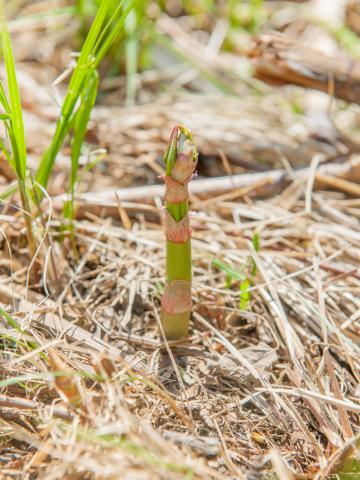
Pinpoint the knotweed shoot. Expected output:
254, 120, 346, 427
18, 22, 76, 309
160, 125, 198, 340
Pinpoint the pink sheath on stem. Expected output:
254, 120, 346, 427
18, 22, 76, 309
161, 280, 192, 314
165, 212, 191, 243
161, 280, 192, 340
164, 176, 189, 203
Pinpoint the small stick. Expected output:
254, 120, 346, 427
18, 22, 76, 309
256, 386, 360, 413
0, 394, 73, 420
115, 191, 132, 231
315, 172, 360, 197
324, 350, 354, 440
320, 262, 360, 281
52, 156, 360, 208
249, 31, 360, 104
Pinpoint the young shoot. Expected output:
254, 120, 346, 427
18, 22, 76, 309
161, 125, 198, 340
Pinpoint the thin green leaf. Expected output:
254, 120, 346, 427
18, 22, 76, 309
239, 278, 250, 311
0, 306, 22, 331
91, 0, 126, 58
212, 258, 245, 283
0, 136, 15, 170
0, 81, 10, 113
0, 10, 27, 181
83, 150, 106, 173
36, 0, 132, 190
63, 70, 99, 223
0, 181, 17, 200
70, 71, 99, 192
225, 273, 233, 289
93, 3, 133, 67
0, 370, 87, 389
252, 231, 260, 252
0, 306, 38, 350
251, 231, 260, 276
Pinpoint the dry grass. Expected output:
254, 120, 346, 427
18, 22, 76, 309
1, 1, 360, 479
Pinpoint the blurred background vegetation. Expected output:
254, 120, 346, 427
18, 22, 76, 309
9, 0, 360, 104
6, 0, 360, 108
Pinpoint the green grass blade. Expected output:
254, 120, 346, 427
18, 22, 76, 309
212, 258, 245, 283
76, 0, 113, 64
90, 0, 126, 57
0, 11, 26, 181
36, 0, 131, 190
0, 80, 11, 113
0, 306, 38, 350
71, 70, 99, 194
251, 231, 260, 276
0, 306, 22, 331
0, 136, 15, 169
0, 5, 36, 257
93, 3, 133, 68
239, 278, 250, 310
0, 182, 17, 200
63, 70, 99, 223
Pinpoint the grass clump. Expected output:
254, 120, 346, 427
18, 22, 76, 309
0, 4, 36, 257
0, 0, 134, 250
36, 0, 133, 192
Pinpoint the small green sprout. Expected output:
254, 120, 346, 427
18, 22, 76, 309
213, 231, 260, 311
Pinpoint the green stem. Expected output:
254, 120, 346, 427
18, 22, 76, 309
166, 200, 190, 282
160, 125, 197, 340
166, 241, 191, 283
